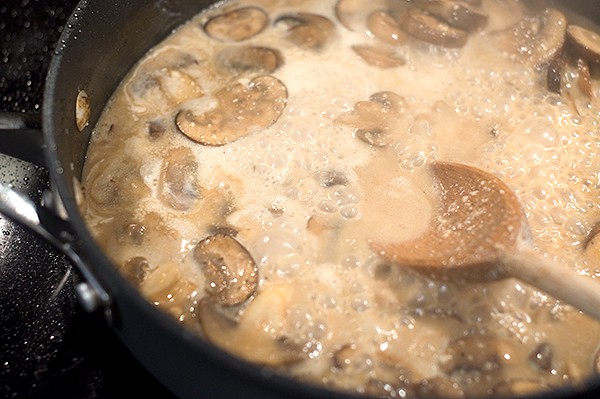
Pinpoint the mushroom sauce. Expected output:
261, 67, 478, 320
81, 0, 600, 397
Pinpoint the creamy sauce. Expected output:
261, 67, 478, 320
81, 0, 600, 397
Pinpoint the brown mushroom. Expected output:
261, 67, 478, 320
275, 13, 336, 51
567, 25, 600, 64
415, 0, 488, 32
352, 44, 406, 68
121, 256, 151, 285
85, 155, 149, 210
439, 335, 521, 375
335, 0, 409, 35
398, 8, 469, 48
128, 67, 204, 112
176, 75, 288, 146
146, 119, 167, 140
204, 6, 268, 42
197, 285, 304, 366
366, 10, 408, 45
125, 49, 206, 113
335, 0, 374, 32
576, 58, 595, 100
497, 8, 567, 67
158, 146, 200, 211
317, 169, 349, 187
546, 57, 563, 94
528, 342, 553, 371
193, 233, 258, 307
140, 262, 197, 313
336, 91, 405, 146
215, 46, 282, 74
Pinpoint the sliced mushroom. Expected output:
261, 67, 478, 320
140, 262, 197, 313
147, 118, 166, 140
496, 8, 567, 67
567, 25, 600, 65
335, 0, 381, 32
352, 44, 406, 68
193, 233, 258, 307
439, 335, 520, 375
158, 146, 200, 211
111, 211, 173, 248
176, 75, 288, 146
367, 10, 408, 45
275, 13, 336, 51
546, 57, 563, 94
335, 0, 413, 36
398, 8, 469, 48
75, 89, 90, 132
416, 0, 488, 32
336, 91, 405, 146
117, 220, 147, 246
528, 342, 553, 371
576, 58, 595, 100
204, 6, 268, 42
85, 156, 148, 210
121, 256, 151, 286
317, 169, 349, 187
215, 46, 282, 74
197, 284, 304, 366
127, 68, 203, 111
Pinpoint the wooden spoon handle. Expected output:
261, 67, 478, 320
503, 249, 600, 320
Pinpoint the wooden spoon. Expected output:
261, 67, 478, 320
372, 162, 600, 320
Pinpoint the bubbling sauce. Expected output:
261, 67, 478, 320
81, 0, 600, 397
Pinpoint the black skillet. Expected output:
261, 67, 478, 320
1, 0, 600, 398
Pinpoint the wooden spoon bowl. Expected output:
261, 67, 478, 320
372, 162, 600, 320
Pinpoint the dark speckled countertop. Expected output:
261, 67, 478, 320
0, 1, 173, 397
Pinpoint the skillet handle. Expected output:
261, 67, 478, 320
0, 112, 47, 166
0, 181, 114, 322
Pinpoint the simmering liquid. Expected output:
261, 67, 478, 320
81, 0, 600, 397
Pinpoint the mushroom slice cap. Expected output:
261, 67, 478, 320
158, 146, 200, 211
352, 44, 406, 68
399, 9, 468, 48
576, 58, 594, 100
546, 57, 562, 94
336, 91, 405, 147
335, 0, 402, 34
416, 0, 488, 32
216, 46, 283, 74
367, 10, 408, 45
176, 75, 288, 146
439, 335, 520, 374
204, 6, 269, 42
499, 8, 567, 67
567, 24, 600, 64
198, 285, 304, 366
275, 13, 336, 51
194, 233, 258, 306
369, 91, 405, 111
